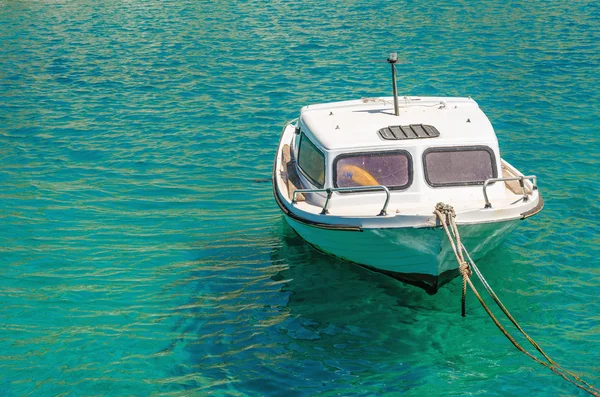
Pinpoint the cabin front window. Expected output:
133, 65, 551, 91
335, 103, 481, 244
334, 151, 412, 190
423, 146, 497, 187
298, 133, 325, 188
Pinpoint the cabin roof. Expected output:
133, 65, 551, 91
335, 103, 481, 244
299, 96, 498, 151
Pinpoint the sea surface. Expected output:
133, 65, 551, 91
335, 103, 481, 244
1, 1, 599, 396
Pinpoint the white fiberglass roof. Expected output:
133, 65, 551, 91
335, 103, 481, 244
299, 96, 498, 151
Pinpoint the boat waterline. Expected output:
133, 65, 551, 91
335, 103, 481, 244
285, 215, 520, 290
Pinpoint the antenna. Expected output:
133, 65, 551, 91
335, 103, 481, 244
387, 52, 399, 116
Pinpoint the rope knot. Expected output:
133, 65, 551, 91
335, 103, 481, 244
459, 261, 472, 278
435, 202, 456, 218
444, 204, 456, 217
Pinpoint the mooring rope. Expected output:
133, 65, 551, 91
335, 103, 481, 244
433, 202, 600, 396
434, 203, 471, 317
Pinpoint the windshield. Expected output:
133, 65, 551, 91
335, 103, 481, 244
334, 151, 412, 190
423, 146, 497, 186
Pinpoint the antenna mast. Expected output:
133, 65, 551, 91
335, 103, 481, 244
387, 52, 399, 116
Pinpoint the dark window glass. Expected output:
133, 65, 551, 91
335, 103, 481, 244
335, 151, 412, 189
298, 134, 325, 187
424, 147, 496, 186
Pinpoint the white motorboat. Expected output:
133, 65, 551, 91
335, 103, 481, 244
272, 54, 543, 293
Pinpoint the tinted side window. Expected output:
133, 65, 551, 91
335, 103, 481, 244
334, 151, 412, 190
298, 133, 325, 188
423, 147, 496, 186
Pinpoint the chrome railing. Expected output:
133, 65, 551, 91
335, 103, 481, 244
280, 118, 298, 135
483, 175, 537, 209
292, 185, 391, 216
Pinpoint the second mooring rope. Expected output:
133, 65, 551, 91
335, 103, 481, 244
433, 202, 600, 397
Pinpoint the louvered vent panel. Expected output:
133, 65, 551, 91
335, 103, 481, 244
378, 124, 440, 140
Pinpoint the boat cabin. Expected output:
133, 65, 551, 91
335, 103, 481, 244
288, 96, 509, 214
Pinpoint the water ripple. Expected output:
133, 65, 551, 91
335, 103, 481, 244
0, 0, 599, 396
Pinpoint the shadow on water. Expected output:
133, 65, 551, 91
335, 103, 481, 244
166, 218, 544, 396
273, 221, 440, 316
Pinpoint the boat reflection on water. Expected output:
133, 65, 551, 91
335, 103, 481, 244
175, 223, 458, 395
175, 220, 524, 395
270, 220, 464, 332
262, 220, 536, 394
264, 221, 454, 393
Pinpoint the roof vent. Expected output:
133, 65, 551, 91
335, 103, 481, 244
378, 124, 440, 140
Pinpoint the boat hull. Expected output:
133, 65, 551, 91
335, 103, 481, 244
284, 215, 520, 292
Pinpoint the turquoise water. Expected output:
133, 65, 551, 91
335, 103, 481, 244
1, 0, 599, 395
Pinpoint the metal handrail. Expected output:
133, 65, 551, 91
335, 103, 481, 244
281, 118, 298, 135
292, 185, 391, 216
483, 175, 537, 209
